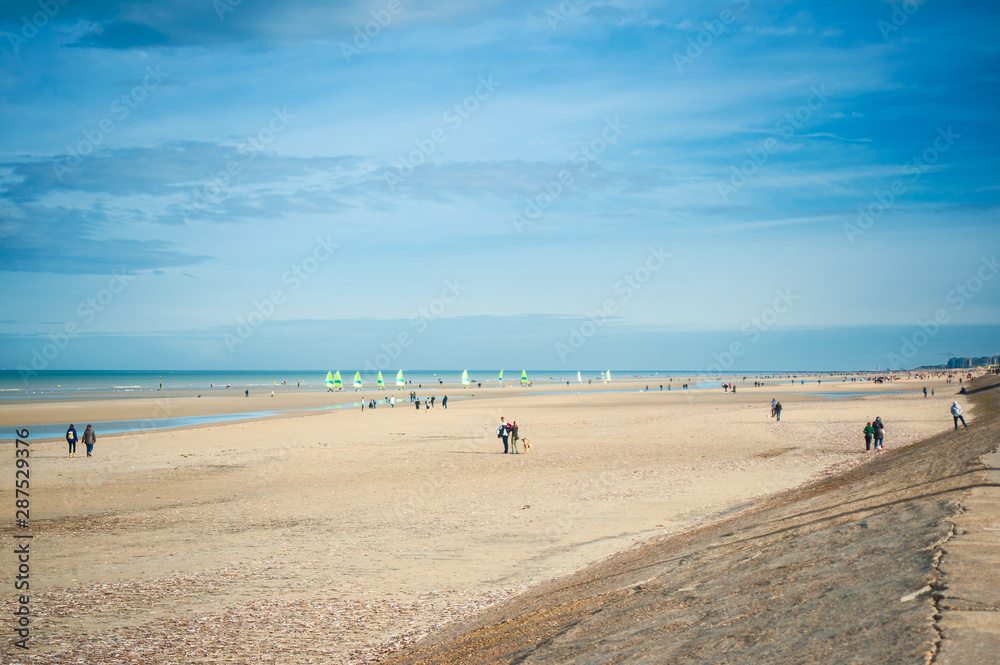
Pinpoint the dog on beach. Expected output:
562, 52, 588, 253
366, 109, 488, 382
521, 438, 532, 453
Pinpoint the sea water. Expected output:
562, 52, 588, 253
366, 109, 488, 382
1, 370, 899, 440
0, 369, 728, 397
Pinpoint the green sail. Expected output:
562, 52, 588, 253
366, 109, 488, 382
325, 371, 334, 388
333, 370, 343, 390
377, 371, 384, 389
462, 369, 469, 386
521, 369, 529, 386
353, 371, 362, 390
498, 369, 503, 382
605, 369, 611, 383
396, 369, 405, 388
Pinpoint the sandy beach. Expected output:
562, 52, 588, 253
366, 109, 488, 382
0, 375, 973, 663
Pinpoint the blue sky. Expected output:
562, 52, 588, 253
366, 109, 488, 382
1, 0, 998, 372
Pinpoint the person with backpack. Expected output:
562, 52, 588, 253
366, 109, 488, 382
66, 424, 78, 457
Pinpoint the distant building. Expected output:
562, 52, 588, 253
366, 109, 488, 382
946, 354, 999, 369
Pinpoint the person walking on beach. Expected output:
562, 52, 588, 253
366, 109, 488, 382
82, 424, 96, 457
245, 389, 249, 398
775, 402, 783, 421
951, 401, 967, 429
66, 424, 78, 457
498, 417, 510, 454
923, 386, 928, 398
442, 395, 448, 408
872, 417, 885, 450
863, 422, 875, 452
771, 398, 777, 417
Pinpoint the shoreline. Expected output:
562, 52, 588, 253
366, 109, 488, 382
2, 372, 959, 442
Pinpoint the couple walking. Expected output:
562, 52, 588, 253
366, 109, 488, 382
66, 424, 96, 457
862, 417, 885, 452
497, 417, 521, 454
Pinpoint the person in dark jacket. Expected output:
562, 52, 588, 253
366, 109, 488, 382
66, 424, 78, 457
82, 424, 97, 457
497, 417, 510, 453
872, 417, 885, 450
774, 402, 783, 421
